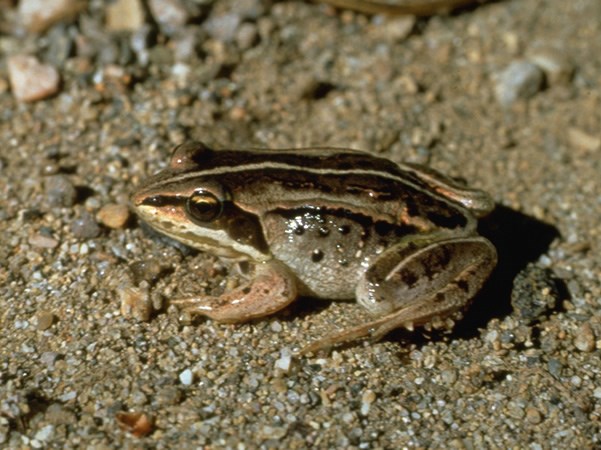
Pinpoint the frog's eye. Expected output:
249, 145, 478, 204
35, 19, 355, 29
186, 190, 222, 223
170, 141, 212, 169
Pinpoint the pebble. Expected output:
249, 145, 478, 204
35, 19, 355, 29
274, 348, 292, 373
494, 60, 544, 107
33, 425, 54, 442
35, 311, 55, 331
28, 233, 59, 249
525, 407, 542, 424
46, 25, 75, 67
527, 47, 574, 85
115, 411, 154, 437
71, 211, 101, 239
7, 55, 60, 102
203, 13, 242, 43
129, 260, 163, 284
511, 264, 560, 325
148, 0, 190, 34
40, 352, 60, 368
370, 15, 415, 42
106, 0, 146, 32
96, 203, 131, 229
179, 369, 193, 385
234, 0, 266, 20
573, 323, 595, 352
236, 22, 259, 50
360, 389, 376, 416
567, 127, 601, 152
119, 285, 152, 322
18, 0, 82, 33
44, 175, 77, 207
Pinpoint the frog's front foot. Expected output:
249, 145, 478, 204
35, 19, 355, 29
171, 261, 297, 323
302, 234, 497, 354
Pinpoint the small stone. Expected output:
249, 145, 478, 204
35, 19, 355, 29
148, 0, 190, 33
527, 47, 574, 85
574, 323, 595, 352
8, 55, 60, 102
494, 60, 544, 107
40, 352, 60, 367
179, 369, 193, 385
129, 260, 163, 284
35, 311, 55, 331
234, 0, 265, 20
259, 425, 287, 440
46, 25, 75, 67
97, 203, 131, 229
360, 389, 376, 416
106, 0, 146, 32
115, 411, 154, 438
44, 175, 77, 207
71, 212, 101, 239
203, 12, 242, 43
274, 355, 292, 373
511, 264, 560, 325
29, 233, 59, 249
19, 0, 83, 33
34, 425, 54, 442
370, 15, 415, 42
45, 403, 77, 425
119, 285, 152, 322
525, 407, 542, 424
568, 128, 601, 152
236, 22, 258, 50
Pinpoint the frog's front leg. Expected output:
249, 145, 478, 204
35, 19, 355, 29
172, 260, 298, 323
302, 234, 497, 354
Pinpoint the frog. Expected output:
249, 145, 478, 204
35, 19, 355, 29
131, 141, 497, 352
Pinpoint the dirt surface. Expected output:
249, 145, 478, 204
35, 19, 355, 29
1, 0, 600, 448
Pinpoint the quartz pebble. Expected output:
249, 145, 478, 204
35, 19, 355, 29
494, 60, 544, 107
179, 369, 193, 385
7, 55, 60, 102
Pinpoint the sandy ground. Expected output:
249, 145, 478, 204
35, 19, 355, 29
1, 0, 600, 448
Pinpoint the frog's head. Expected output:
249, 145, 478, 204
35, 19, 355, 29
131, 142, 270, 262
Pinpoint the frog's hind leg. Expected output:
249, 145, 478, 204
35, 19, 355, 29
301, 235, 497, 354
171, 261, 297, 323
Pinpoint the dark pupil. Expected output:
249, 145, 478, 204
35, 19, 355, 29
187, 192, 221, 222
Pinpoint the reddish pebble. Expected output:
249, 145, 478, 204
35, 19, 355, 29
97, 204, 131, 229
8, 55, 60, 102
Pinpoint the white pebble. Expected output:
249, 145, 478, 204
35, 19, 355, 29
274, 354, 291, 373
179, 368, 193, 385
494, 60, 544, 107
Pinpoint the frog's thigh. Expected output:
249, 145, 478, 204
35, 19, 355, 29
171, 261, 297, 323
356, 235, 497, 337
